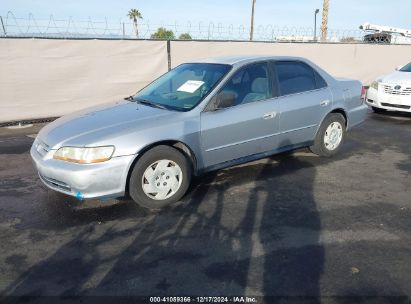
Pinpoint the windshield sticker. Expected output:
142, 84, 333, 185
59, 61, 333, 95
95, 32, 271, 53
177, 80, 205, 93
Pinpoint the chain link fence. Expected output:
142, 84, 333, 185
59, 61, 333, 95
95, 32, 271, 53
0, 11, 397, 43
1, 12, 411, 44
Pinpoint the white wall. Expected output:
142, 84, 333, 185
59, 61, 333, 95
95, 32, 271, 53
1, 38, 410, 123
0, 39, 168, 122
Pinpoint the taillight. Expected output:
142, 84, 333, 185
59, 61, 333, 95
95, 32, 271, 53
361, 86, 367, 100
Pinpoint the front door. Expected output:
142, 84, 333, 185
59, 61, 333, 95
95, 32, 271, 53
200, 62, 280, 168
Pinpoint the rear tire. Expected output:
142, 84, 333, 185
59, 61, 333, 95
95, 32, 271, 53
310, 113, 346, 157
372, 106, 386, 113
129, 145, 191, 210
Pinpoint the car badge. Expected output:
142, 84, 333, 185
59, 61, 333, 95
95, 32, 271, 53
394, 85, 401, 90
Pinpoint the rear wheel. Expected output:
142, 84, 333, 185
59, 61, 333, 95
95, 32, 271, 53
129, 145, 191, 209
372, 106, 386, 113
310, 113, 346, 157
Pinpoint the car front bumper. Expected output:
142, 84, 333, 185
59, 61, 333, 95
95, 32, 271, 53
366, 87, 411, 112
30, 140, 136, 200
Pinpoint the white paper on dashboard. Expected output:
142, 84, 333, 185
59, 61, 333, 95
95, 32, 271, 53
177, 80, 205, 93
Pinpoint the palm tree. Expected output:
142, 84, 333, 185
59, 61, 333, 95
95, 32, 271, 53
127, 9, 143, 38
250, 0, 256, 40
320, 0, 329, 41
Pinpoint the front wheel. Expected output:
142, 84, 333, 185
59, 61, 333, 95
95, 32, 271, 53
129, 145, 191, 209
310, 113, 346, 157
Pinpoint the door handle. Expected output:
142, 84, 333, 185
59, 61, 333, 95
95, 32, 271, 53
263, 112, 276, 119
320, 100, 330, 107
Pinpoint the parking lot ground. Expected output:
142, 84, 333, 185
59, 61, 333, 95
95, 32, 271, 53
0, 111, 410, 301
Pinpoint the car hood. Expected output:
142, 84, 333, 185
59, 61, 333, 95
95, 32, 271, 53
381, 71, 411, 85
37, 100, 175, 149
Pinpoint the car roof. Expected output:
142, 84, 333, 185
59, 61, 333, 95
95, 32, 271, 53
185, 55, 336, 85
191, 55, 308, 66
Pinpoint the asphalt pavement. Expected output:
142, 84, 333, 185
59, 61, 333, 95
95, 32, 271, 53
0, 111, 410, 302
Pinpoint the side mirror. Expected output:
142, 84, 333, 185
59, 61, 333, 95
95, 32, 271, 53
206, 91, 237, 112
215, 92, 236, 109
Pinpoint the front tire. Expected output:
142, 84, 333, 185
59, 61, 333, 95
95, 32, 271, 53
310, 113, 346, 157
129, 145, 191, 209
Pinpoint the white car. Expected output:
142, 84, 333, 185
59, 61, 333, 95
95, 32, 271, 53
366, 62, 411, 113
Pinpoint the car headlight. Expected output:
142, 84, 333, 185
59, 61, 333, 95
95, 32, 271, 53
370, 81, 379, 90
53, 146, 115, 164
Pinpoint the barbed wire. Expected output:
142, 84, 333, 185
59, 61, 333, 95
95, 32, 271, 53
0, 11, 409, 44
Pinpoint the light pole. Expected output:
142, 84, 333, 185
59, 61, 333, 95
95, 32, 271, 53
314, 8, 320, 41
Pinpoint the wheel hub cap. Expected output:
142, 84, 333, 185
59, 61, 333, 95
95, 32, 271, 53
324, 122, 343, 151
142, 159, 183, 200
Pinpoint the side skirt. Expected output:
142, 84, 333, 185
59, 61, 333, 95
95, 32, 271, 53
198, 140, 314, 175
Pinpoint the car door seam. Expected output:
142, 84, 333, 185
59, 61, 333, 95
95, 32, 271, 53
205, 124, 317, 152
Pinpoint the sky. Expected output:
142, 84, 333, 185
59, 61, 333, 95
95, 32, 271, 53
1, 0, 410, 31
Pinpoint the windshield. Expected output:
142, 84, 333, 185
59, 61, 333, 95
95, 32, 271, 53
399, 62, 411, 72
133, 63, 231, 111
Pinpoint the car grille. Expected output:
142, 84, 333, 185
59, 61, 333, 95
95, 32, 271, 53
39, 173, 71, 192
381, 103, 411, 110
383, 85, 411, 96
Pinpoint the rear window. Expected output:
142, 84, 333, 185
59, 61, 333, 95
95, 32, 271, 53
276, 61, 326, 96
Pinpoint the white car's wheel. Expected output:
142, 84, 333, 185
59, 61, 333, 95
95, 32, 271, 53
310, 113, 346, 157
129, 145, 191, 209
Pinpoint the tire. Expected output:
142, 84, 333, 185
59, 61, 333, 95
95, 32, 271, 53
372, 106, 386, 113
129, 145, 192, 209
310, 113, 346, 157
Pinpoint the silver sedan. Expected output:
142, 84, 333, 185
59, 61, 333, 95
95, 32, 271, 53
31, 56, 367, 209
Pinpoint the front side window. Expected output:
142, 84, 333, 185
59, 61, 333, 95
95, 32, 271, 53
134, 63, 231, 111
275, 61, 325, 96
218, 62, 271, 107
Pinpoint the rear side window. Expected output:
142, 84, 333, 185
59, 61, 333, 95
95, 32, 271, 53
314, 70, 328, 89
275, 61, 326, 96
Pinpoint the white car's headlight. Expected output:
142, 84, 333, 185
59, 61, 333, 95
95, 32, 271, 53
53, 146, 115, 164
370, 81, 379, 90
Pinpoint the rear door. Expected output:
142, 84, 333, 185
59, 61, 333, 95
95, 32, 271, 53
273, 60, 332, 147
200, 62, 280, 168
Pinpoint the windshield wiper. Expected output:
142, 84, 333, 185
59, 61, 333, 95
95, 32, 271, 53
124, 95, 135, 101
134, 99, 168, 110
125, 96, 177, 111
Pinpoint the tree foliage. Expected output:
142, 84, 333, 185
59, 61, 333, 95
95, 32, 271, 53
151, 27, 175, 40
127, 9, 143, 21
178, 33, 192, 40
